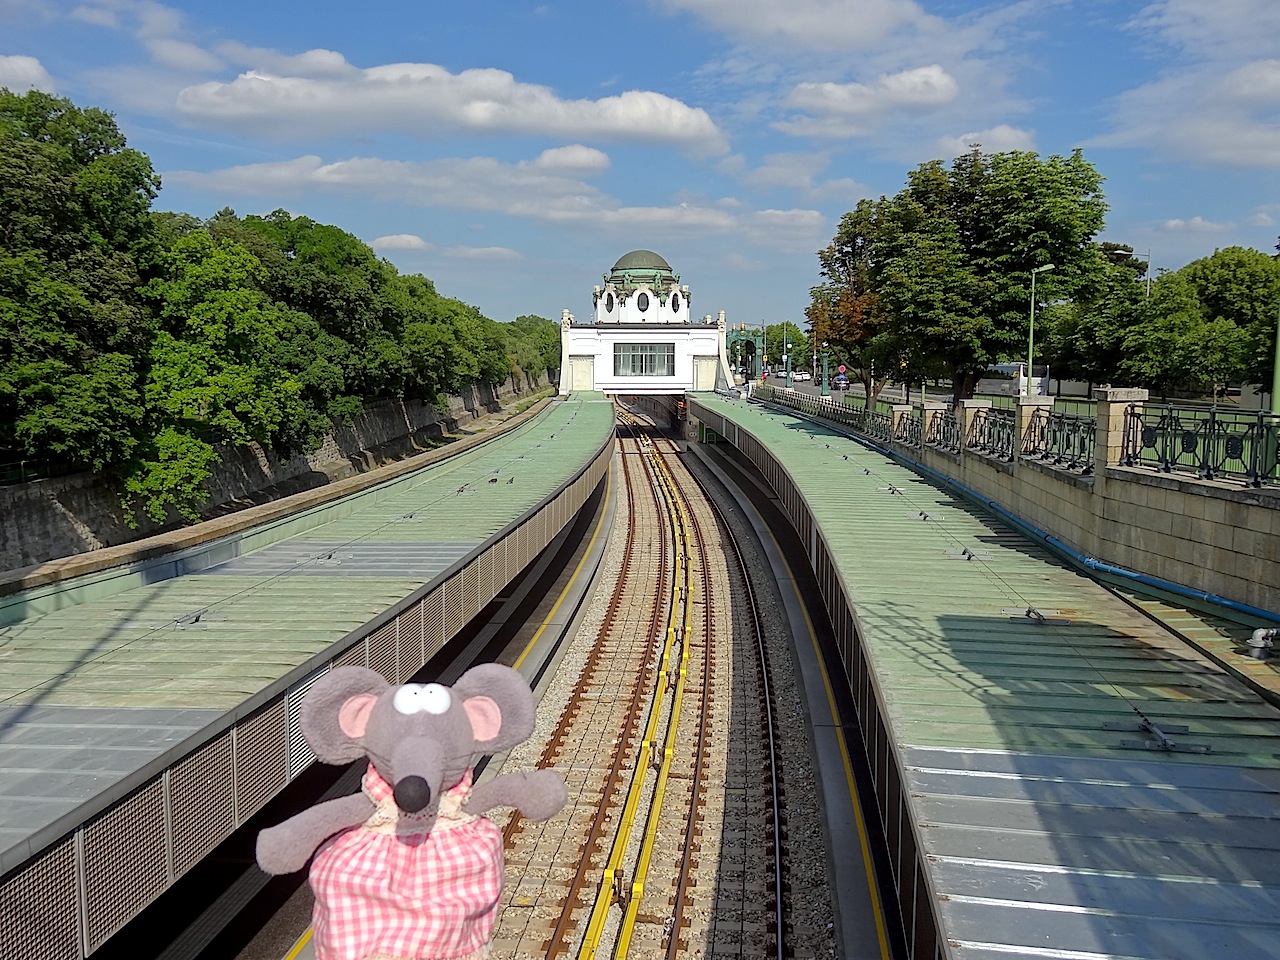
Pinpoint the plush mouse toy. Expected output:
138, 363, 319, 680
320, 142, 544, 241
256, 663, 568, 960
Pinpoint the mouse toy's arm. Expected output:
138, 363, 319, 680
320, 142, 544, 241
464, 769, 567, 822
256, 793, 375, 875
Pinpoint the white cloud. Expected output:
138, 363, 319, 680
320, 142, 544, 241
776, 65, 958, 138
69, 4, 118, 28
67, 0, 223, 72
371, 234, 430, 250
443, 246, 523, 261
166, 152, 821, 249
532, 145, 610, 175
736, 151, 868, 202
1247, 207, 1278, 227
175, 64, 729, 154
656, 0, 937, 53
1128, 0, 1280, 62
1219, 59, 1280, 103
1163, 216, 1228, 232
214, 42, 357, 79
935, 124, 1035, 155
145, 37, 221, 72
1095, 4, 1280, 170
0, 53, 54, 92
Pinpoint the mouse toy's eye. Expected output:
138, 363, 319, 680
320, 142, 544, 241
393, 683, 453, 715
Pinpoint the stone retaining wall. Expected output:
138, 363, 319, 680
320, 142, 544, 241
0, 374, 549, 573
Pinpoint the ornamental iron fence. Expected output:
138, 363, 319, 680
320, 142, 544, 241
969, 408, 1015, 461
925, 410, 962, 454
1023, 408, 1097, 475
1121, 404, 1280, 487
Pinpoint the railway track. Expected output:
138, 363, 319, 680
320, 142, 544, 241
493, 409, 786, 959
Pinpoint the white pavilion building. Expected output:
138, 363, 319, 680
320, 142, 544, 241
559, 250, 735, 395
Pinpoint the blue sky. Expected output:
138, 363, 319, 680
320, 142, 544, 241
2, 0, 1278, 329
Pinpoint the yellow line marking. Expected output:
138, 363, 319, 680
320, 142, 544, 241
282, 927, 311, 960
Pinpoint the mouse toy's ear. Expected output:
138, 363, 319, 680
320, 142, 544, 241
300, 666, 391, 762
452, 663, 536, 752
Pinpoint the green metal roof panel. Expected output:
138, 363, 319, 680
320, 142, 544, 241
0, 395, 615, 865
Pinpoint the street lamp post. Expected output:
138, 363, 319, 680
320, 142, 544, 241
785, 339, 793, 388
820, 342, 830, 397
1026, 264, 1055, 396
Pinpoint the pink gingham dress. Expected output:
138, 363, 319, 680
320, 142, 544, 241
309, 764, 504, 960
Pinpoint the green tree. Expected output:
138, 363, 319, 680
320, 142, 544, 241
870, 147, 1109, 402
1180, 246, 1280, 387
128, 231, 308, 523
1120, 272, 1248, 400
806, 199, 899, 404
0, 89, 156, 468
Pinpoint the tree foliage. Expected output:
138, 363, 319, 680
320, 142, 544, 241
808, 146, 1110, 404
1, 89, 561, 527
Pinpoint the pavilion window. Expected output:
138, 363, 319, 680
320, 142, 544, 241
614, 343, 675, 377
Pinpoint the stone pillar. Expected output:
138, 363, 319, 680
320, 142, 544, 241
957, 399, 991, 461
891, 404, 913, 445
917, 400, 947, 450
1014, 395, 1055, 466
1092, 387, 1148, 497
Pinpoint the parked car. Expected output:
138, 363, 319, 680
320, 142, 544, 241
793, 370, 811, 382
831, 375, 850, 390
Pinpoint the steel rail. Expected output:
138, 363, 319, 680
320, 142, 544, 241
537, 423, 667, 959
615, 443, 699, 956
580, 421, 686, 955
685, 452, 786, 960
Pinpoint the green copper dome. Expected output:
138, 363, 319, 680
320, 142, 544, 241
611, 249, 672, 273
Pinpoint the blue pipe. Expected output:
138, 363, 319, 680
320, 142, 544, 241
752, 393, 1280, 626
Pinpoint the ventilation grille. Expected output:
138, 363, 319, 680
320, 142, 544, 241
83, 778, 169, 951
234, 699, 288, 824
462, 561, 480, 623
334, 639, 367, 669
0, 838, 79, 960
423, 591, 445, 660
397, 601, 424, 682
368, 619, 397, 681
171, 730, 235, 875
287, 665, 329, 778
443, 575, 466, 640
477, 548, 495, 608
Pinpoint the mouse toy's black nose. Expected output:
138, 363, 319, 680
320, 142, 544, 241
393, 776, 432, 813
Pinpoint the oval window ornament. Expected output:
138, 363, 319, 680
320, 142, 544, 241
637, 292, 650, 312
671, 293, 681, 312
605, 292, 614, 312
